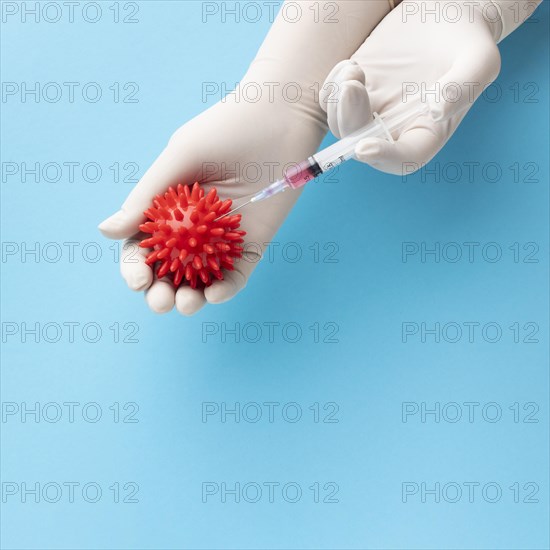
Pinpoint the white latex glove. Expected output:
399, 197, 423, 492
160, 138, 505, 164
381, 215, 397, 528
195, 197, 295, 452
98, 1, 394, 314
320, 0, 542, 175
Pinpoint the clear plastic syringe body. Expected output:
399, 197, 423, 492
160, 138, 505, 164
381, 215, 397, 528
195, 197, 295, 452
250, 100, 428, 204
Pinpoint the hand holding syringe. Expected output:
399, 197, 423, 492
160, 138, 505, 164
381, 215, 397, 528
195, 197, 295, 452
219, 100, 430, 219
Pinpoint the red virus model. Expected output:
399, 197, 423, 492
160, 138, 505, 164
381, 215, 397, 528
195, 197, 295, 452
139, 182, 246, 289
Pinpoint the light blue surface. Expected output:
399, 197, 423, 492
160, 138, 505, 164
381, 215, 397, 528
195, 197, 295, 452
1, 2, 548, 549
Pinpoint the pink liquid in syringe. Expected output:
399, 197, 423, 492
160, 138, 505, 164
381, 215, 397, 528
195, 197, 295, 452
284, 158, 323, 189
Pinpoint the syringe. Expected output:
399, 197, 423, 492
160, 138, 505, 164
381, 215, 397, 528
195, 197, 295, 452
219, 100, 429, 219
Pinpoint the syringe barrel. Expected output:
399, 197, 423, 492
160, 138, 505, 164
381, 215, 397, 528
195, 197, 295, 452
281, 101, 428, 192
312, 134, 363, 173
312, 100, 428, 173
284, 157, 323, 190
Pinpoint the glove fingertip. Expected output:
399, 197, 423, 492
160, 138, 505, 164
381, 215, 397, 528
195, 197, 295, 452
355, 137, 387, 162
98, 209, 143, 240
204, 270, 247, 304
175, 287, 206, 316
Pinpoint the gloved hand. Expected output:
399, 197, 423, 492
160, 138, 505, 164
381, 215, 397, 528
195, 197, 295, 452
98, 0, 394, 314
98, 80, 327, 315
320, 0, 541, 175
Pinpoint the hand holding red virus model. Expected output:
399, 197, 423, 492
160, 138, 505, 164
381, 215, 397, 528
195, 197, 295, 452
98, 86, 327, 315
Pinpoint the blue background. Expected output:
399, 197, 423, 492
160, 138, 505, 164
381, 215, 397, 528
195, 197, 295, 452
1, 1, 548, 549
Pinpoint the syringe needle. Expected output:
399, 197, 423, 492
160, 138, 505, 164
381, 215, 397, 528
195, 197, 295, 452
214, 179, 288, 221
214, 198, 254, 221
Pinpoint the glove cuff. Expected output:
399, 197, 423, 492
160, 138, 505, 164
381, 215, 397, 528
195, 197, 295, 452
487, 0, 542, 42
